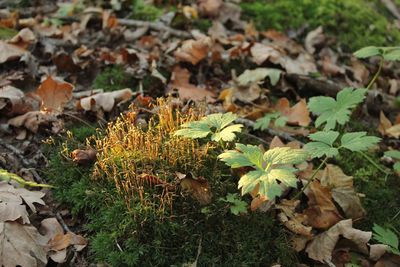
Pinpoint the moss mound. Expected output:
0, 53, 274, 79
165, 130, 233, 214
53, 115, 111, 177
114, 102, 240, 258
45, 101, 296, 266
241, 0, 400, 50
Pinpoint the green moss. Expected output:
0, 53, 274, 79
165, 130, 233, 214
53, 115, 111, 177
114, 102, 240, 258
93, 65, 135, 92
192, 19, 212, 32
44, 119, 297, 266
0, 27, 18, 40
241, 0, 400, 50
337, 151, 400, 231
131, 0, 163, 21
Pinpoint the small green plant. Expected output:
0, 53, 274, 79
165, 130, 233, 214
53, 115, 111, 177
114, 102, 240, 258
174, 112, 243, 143
219, 145, 307, 199
219, 193, 248, 215
308, 87, 367, 131
304, 130, 380, 158
372, 223, 400, 255
384, 150, 400, 172
253, 112, 287, 131
132, 0, 163, 21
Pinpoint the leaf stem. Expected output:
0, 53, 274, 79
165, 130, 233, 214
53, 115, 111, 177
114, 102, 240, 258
366, 56, 384, 90
293, 157, 328, 199
358, 151, 390, 178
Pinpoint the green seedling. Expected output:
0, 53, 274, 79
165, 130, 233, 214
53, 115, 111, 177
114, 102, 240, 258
253, 112, 288, 131
373, 223, 400, 255
219, 193, 248, 215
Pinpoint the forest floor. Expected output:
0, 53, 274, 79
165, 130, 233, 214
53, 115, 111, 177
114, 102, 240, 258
1, 0, 400, 266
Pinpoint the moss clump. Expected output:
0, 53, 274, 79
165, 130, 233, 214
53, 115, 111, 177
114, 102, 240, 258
45, 101, 297, 266
241, 0, 400, 50
0, 26, 18, 40
131, 0, 163, 21
93, 65, 135, 92
337, 151, 400, 231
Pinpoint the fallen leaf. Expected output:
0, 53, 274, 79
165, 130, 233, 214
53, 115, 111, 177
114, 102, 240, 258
36, 76, 74, 112
379, 111, 400, 138
276, 199, 313, 237
167, 66, 215, 102
305, 26, 325, 54
71, 148, 97, 165
0, 221, 48, 267
9, 28, 36, 48
0, 41, 26, 64
198, 0, 223, 17
320, 164, 366, 219
275, 98, 311, 126
78, 88, 134, 112
8, 111, 59, 133
250, 43, 281, 65
175, 36, 212, 65
178, 172, 212, 205
0, 86, 25, 115
303, 180, 342, 229
305, 219, 371, 263
351, 58, 370, 84
279, 53, 317, 75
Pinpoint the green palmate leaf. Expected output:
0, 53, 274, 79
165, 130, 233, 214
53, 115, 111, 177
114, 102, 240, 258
340, 132, 380, 152
308, 88, 367, 130
373, 224, 400, 255
212, 124, 243, 142
253, 112, 280, 131
274, 116, 288, 127
174, 121, 211, 139
353, 46, 382, 58
308, 131, 339, 146
219, 144, 264, 169
237, 68, 282, 87
175, 112, 243, 141
220, 193, 248, 215
384, 48, 400, 61
304, 142, 339, 158
221, 145, 307, 199
384, 150, 400, 160
394, 162, 400, 172
263, 147, 308, 165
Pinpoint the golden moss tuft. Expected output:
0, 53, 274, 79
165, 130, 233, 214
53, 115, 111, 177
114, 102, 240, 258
93, 98, 210, 215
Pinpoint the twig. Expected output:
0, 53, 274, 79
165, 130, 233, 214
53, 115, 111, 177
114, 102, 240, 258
55, 212, 71, 232
118, 18, 191, 38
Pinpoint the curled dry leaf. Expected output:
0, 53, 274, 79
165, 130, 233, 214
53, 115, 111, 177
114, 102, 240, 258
305, 219, 371, 263
250, 43, 281, 65
320, 164, 366, 219
167, 66, 215, 102
304, 26, 325, 54
8, 111, 59, 133
279, 53, 317, 75
78, 88, 134, 112
71, 148, 97, 165
197, 0, 223, 17
0, 41, 26, 64
41, 218, 88, 263
9, 28, 36, 48
175, 36, 212, 65
0, 221, 48, 267
303, 180, 342, 229
177, 172, 212, 205
275, 98, 311, 126
276, 199, 313, 237
379, 111, 400, 138
0, 86, 24, 115
36, 76, 74, 112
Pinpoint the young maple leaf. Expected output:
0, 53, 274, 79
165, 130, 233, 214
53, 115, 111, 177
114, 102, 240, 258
308, 87, 367, 130
219, 144, 308, 200
175, 112, 243, 142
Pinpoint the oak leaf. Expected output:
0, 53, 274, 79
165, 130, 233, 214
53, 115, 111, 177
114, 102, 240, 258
8, 111, 59, 133
36, 76, 73, 112
175, 37, 212, 65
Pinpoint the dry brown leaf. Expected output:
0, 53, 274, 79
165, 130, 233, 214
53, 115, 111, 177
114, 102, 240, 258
36, 76, 73, 112
269, 136, 301, 149
0, 86, 24, 115
305, 219, 371, 263
276, 199, 313, 237
9, 28, 36, 48
0, 221, 48, 267
198, 0, 223, 17
250, 43, 281, 65
71, 148, 97, 165
0, 202, 29, 224
321, 56, 345, 76
0, 41, 26, 64
167, 66, 215, 102
178, 172, 212, 205
351, 58, 370, 84
379, 111, 400, 138
8, 111, 59, 133
78, 88, 134, 112
175, 37, 212, 65
275, 98, 311, 126
303, 180, 342, 229
320, 164, 366, 219
305, 26, 325, 54
279, 53, 317, 75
